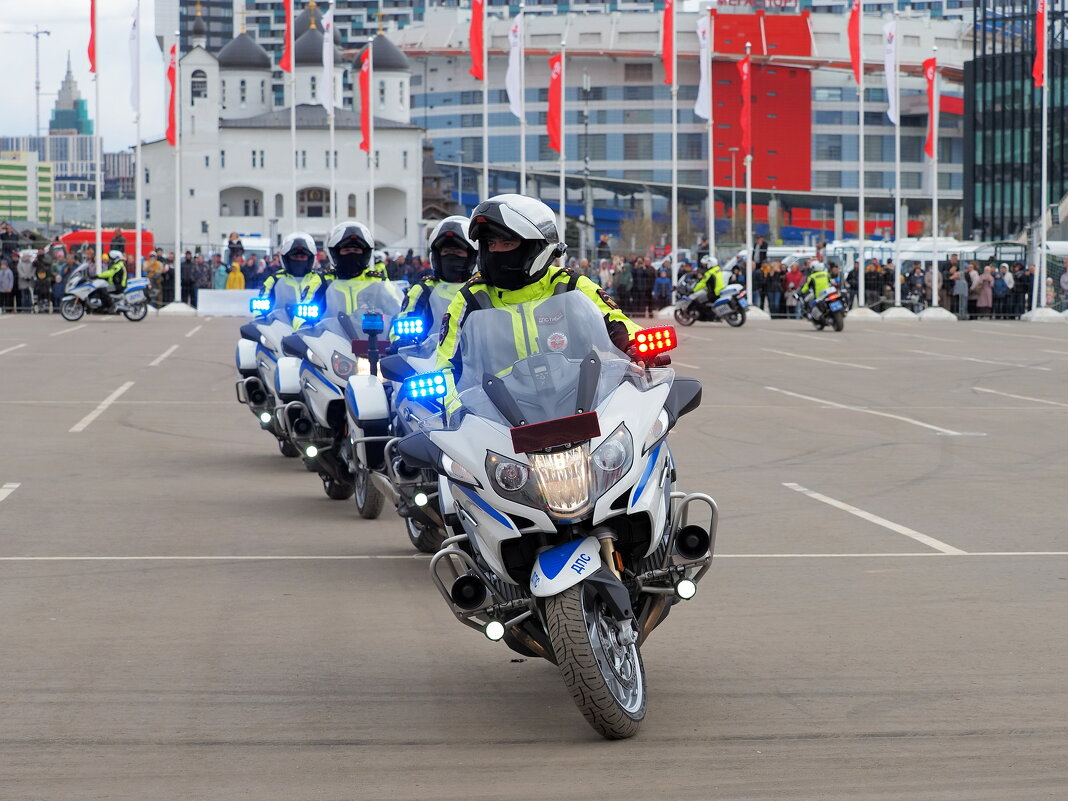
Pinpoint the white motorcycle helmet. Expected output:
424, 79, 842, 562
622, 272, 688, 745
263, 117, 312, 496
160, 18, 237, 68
467, 194, 565, 290
809, 260, 826, 271
108, 250, 125, 263
325, 221, 374, 279
428, 215, 477, 283
700, 255, 719, 268
278, 231, 317, 278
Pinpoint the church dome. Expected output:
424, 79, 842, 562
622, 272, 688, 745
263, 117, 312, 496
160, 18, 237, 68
217, 32, 271, 70
294, 27, 343, 66
359, 35, 410, 72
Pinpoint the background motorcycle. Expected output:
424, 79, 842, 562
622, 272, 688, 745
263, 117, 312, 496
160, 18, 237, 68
798, 286, 847, 332
60, 264, 149, 322
399, 292, 716, 740
673, 283, 748, 327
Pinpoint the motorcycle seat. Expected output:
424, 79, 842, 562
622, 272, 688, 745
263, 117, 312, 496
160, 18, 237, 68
239, 323, 261, 342
281, 334, 308, 359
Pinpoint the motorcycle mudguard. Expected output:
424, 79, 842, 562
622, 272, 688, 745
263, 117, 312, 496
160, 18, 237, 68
236, 339, 258, 373
275, 356, 303, 396
346, 374, 389, 422
530, 536, 603, 598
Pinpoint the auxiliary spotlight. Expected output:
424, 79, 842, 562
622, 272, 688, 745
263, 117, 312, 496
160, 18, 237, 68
305, 445, 319, 459
674, 578, 698, 601
413, 492, 429, 507
483, 621, 505, 641
259, 412, 272, 424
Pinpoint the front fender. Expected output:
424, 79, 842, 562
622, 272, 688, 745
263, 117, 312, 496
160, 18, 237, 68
530, 536, 602, 598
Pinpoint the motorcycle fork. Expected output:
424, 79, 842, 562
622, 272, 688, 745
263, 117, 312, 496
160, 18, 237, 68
598, 536, 625, 581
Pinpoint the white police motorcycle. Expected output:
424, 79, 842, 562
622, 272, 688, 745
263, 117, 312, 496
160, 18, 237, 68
396, 291, 716, 739
60, 262, 149, 322
273, 281, 403, 500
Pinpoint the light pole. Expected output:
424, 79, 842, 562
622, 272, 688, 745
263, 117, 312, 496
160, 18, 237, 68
1, 27, 51, 136
582, 69, 591, 263
728, 146, 739, 239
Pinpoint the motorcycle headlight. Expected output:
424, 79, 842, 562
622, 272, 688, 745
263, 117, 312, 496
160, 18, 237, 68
443, 453, 478, 485
644, 410, 669, 453
591, 424, 633, 495
494, 460, 530, 491
529, 444, 592, 518
486, 451, 548, 512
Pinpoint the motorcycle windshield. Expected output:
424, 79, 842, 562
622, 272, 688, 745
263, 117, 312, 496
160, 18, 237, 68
443, 292, 671, 430
314, 281, 404, 341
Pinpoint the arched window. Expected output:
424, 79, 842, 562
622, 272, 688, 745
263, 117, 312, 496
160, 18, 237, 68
310, 75, 317, 100
379, 80, 386, 104
240, 79, 247, 105
399, 81, 405, 109
347, 193, 357, 217
191, 70, 208, 101
274, 193, 284, 217
220, 79, 227, 108
260, 80, 266, 104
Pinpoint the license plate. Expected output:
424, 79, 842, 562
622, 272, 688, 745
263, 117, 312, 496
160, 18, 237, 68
829, 300, 843, 311
738, 298, 749, 309
127, 291, 145, 302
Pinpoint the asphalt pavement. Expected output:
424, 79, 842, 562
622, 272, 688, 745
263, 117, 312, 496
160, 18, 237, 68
1, 309, 1066, 800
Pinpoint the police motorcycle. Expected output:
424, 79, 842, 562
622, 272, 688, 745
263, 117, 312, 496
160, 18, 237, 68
799, 285, 847, 332
60, 254, 149, 322
234, 233, 318, 457
273, 225, 405, 501
346, 216, 475, 553
396, 291, 716, 739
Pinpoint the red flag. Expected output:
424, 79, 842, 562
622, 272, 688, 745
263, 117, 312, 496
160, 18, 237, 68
165, 44, 177, 146
279, 0, 293, 73
88, 0, 97, 73
359, 47, 372, 153
738, 53, 752, 157
847, 0, 862, 85
547, 53, 563, 153
1033, 0, 1046, 88
923, 56, 937, 159
661, 0, 675, 86
469, 0, 485, 81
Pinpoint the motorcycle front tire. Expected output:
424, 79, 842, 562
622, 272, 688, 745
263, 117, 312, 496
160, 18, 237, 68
832, 311, 845, 332
546, 583, 647, 740
277, 438, 300, 458
60, 298, 85, 322
353, 463, 384, 519
123, 301, 148, 322
673, 306, 697, 327
323, 476, 355, 500
725, 309, 747, 327
406, 516, 447, 554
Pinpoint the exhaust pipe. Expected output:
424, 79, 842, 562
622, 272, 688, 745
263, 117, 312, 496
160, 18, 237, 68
675, 524, 711, 560
450, 574, 488, 611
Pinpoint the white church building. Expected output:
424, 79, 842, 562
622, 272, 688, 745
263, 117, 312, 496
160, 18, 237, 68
142, 8, 424, 253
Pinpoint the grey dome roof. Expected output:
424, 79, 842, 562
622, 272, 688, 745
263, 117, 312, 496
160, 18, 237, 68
217, 32, 271, 70
295, 28, 343, 66
359, 35, 410, 72
191, 14, 208, 37
295, 6, 342, 45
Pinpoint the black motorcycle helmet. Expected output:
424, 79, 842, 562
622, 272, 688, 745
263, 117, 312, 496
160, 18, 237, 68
468, 194, 565, 291
326, 221, 375, 279
278, 231, 317, 278
428, 215, 477, 283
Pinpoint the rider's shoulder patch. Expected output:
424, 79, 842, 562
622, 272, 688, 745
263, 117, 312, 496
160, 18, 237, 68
596, 288, 619, 310
439, 312, 451, 345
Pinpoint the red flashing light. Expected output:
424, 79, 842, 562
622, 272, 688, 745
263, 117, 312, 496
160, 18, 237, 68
633, 326, 677, 357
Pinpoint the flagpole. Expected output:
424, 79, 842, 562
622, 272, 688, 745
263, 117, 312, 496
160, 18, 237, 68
289, 4, 297, 233
856, 3, 865, 307
930, 46, 940, 308
481, 0, 489, 199
707, 10, 715, 259
892, 12, 901, 309
93, 0, 102, 277
174, 31, 182, 302
744, 42, 753, 305
519, 3, 526, 196
134, 0, 142, 278
1038, 25, 1049, 311
369, 41, 376, 244
669, 0, 679, 297
559, 40, 566, 260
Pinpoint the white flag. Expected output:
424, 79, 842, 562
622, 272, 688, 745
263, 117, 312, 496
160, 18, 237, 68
883, 21, 898, 125
694, 13, 711, 120
129, 7, 140, 112
505, 12, 524, 120
321, 9, 334, 111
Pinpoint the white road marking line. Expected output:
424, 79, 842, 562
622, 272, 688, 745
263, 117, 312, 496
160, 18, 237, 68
69, 381, 135, 433
204, 317, 213, 321
672, 360, 700, 369
1041, 349, 1068, 356
859, 328, 961, 344
765, 386, 968, 436
976, 328, 1067, 343
0, 483, 21, 503
908, 349, 1052, 372
763, 348, 876, 370
50, 324, 86, 337
148, 344, 179, 367
783, 482, 967, 555
0, 400, 233, 406
185, 324, 202, 338
2, 552, 1067, 562
0, 343, 26, 356
973, 386, 1068, 408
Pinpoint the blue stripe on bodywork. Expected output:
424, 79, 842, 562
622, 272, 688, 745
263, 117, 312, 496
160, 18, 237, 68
456, 484, 513, 529
538, 540, 586, 581
256, 345, 277, 363
630, 442, 663, 507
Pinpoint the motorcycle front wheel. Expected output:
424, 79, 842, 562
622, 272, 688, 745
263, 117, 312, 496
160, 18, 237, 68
546, 583, 646, 740
60, 299, 85, 322
673, 306, 697, 327
123, 301, 148, 322
725, 308, 747, 327
277, 437, 300, 458
832, 311, 845, 332
406, 516, 447, 554
353, 463, 383, 519
322, 476, 355, 500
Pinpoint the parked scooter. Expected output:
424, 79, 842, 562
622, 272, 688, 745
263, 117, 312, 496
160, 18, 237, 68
398, 291, 716, 740
60, 264, 149, 322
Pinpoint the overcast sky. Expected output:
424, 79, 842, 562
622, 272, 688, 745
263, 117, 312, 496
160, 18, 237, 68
0, 0, 708, 152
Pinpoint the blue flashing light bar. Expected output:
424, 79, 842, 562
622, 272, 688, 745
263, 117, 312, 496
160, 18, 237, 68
401, 371, 447, 401
361, 312, 385, 334
391, 317, 425, 338
295, 303, 320, 320
250, 297, 271, 314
